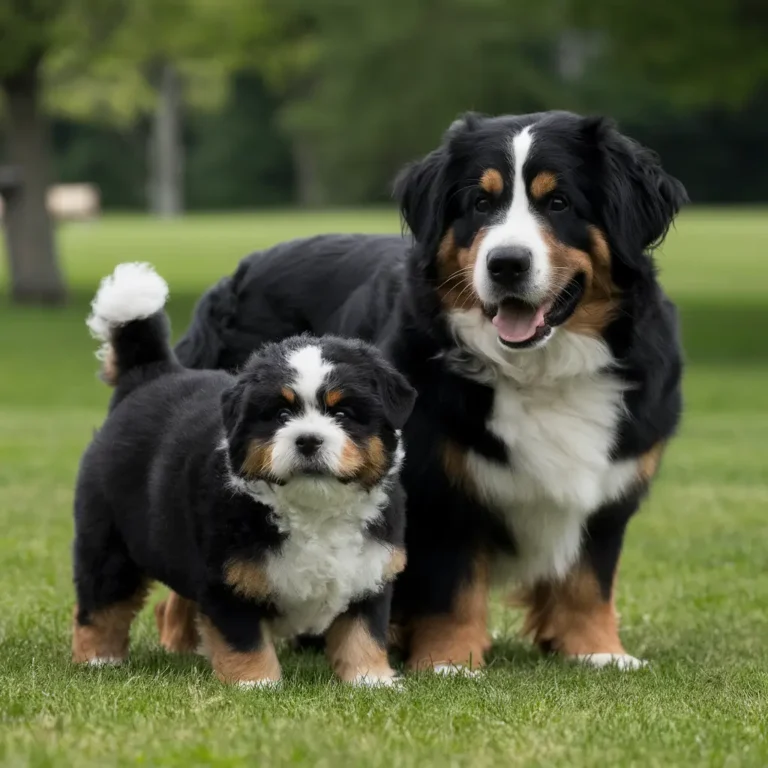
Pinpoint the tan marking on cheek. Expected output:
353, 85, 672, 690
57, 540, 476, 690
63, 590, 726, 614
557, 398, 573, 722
224, 559, 272, 601
383, 547, 407, 581
198, 616, 281, 684
72, 582, 151, 663
325, 389, 343, 408
441, 439, 477, 496
406, 556, 490, 671
338, 438, 365, 477
638, 441, 666, 484
100, 345, 118, 386
155, 592, 200, 653
281, 387, 295, 404
518, 564, 625, 657
530, 171, 557, 200
479, 168, 504, 196
241, 439, 274, 478
436, 230, 485, 311
325, 616, 394, 682
543, 225, 620, 338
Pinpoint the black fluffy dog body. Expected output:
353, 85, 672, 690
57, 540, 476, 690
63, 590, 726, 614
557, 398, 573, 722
176, 111, 688, 672
72, 263, 414, 686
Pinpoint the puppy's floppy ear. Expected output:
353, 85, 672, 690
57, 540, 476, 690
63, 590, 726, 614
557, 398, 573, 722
583, 117, 688, 260
374, 358, 417, 430
220, 379, 247, 435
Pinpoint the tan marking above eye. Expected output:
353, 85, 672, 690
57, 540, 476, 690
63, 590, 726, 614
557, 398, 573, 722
479, 169, 504, 196
281, 387, 295, 404
530, 171, 558, 200
325, 389, 343, 408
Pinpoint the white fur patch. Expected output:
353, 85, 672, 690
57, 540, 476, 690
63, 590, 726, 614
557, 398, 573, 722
238, 679, 282, 689
447, 312, 641, 585
432, 664, 482, 678
350, 672, 401, 687
87, 262, 168, 341
572, 653, 648, 670
474, 126, 550, 306
222, 469, 395, 638
87, 656, 123, 667
288, 345, 333, 403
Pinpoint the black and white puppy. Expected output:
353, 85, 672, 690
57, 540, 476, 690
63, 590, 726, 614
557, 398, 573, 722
71, 263, 415, 687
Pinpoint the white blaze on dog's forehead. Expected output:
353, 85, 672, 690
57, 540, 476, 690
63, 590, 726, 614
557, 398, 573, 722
287, 345, 333, 404
473, 126, 551, 305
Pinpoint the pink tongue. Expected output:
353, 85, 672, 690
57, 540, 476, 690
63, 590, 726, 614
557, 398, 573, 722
492, 302, 549, 343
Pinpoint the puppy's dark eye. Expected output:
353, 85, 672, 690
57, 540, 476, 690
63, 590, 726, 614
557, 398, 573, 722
333, 407, 355, 422
277, 408, 292, 424
474, 196, 491, 214
548, 194, 569, 212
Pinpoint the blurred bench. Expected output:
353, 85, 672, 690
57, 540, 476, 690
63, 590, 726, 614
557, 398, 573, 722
0, 174, 100, 221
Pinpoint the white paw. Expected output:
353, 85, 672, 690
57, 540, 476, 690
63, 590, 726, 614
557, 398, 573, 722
572, 653, 648, 670
87, 656, 123, 667
237, 679, 281, 689
351, 672, 402, 688
432, 663, 482, 677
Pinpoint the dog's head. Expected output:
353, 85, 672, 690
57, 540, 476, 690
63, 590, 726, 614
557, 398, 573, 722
221, 335, 415, 488
395, 111, 688, 351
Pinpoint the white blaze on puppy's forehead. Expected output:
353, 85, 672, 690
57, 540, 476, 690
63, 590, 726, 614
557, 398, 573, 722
287, 345, 334, 404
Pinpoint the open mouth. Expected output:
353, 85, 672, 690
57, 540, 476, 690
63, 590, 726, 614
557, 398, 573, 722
485, 274, 585, 349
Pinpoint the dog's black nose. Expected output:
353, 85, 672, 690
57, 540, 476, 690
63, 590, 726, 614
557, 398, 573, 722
487, 246, 532, 286
295, 434, 323, 456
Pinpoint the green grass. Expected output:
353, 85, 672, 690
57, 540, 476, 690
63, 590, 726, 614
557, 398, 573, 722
1, 208, 767, 766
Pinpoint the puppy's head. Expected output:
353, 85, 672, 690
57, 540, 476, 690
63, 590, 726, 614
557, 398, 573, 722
221, 335, 415, 488
395, 111, 688, 351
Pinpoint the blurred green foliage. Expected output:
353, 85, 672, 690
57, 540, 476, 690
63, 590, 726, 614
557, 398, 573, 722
2, 0, 768, 208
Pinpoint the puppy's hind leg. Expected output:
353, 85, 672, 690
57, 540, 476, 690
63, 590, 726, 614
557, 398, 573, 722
155, 591, 200, 654
72, 500, 149, 665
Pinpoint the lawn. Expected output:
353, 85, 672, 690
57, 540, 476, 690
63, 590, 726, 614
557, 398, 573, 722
1, 209, 767, 766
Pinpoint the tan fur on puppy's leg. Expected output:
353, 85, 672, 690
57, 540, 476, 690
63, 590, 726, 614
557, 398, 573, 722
72, 584, 150, 664
326, 616, 396, 685
198, 616, 281, 685
155, 591, 200, 653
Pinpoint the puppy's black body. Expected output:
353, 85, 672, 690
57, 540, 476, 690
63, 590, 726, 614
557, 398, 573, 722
73, 264, 413, 685
176, 111, 687, 671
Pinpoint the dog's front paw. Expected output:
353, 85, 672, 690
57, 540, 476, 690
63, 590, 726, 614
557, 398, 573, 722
572, 653, 648, 670
350, 669, 402, 688
237, 679, 282, 689
432, 663, 483, 678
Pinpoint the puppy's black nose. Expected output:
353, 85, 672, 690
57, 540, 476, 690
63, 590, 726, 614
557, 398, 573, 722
487, 246, 532, 287
295, 434, 323, 456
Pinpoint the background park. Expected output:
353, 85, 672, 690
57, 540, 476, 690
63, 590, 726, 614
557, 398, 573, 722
1, 1, 767, 765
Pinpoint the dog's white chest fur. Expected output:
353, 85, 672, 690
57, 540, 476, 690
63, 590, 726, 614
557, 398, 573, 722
450, 316, 640, 584
249, 479, 393, 637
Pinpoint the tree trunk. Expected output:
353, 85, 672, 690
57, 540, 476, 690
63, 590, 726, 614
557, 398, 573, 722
1, 59, 66, 305
292, 135, 327, 207
148, 63, 184, 217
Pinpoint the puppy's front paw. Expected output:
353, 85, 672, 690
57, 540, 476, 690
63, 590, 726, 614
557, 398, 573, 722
572, 653, 648, 670
87, 656, 124, 667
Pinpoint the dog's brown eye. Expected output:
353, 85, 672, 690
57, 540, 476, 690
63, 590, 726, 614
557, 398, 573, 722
475, 196, 491, 214
548, 194, 569, 212
277, 409, 291, 424
333, 407, 354, 422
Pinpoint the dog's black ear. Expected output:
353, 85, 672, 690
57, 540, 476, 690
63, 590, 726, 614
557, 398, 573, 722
394, 147, 447, 247
374, 358, 417, 430
220, 379, 247, 435
583, 117, 688, 264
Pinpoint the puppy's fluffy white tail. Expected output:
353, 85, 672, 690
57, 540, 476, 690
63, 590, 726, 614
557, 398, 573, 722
86, 263, 172, 386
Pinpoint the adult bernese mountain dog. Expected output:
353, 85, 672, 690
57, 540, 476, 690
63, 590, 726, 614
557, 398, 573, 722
173, 111, 688, 672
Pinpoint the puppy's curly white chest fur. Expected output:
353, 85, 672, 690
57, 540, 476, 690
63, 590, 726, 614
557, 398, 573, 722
246, 478, 393, 637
